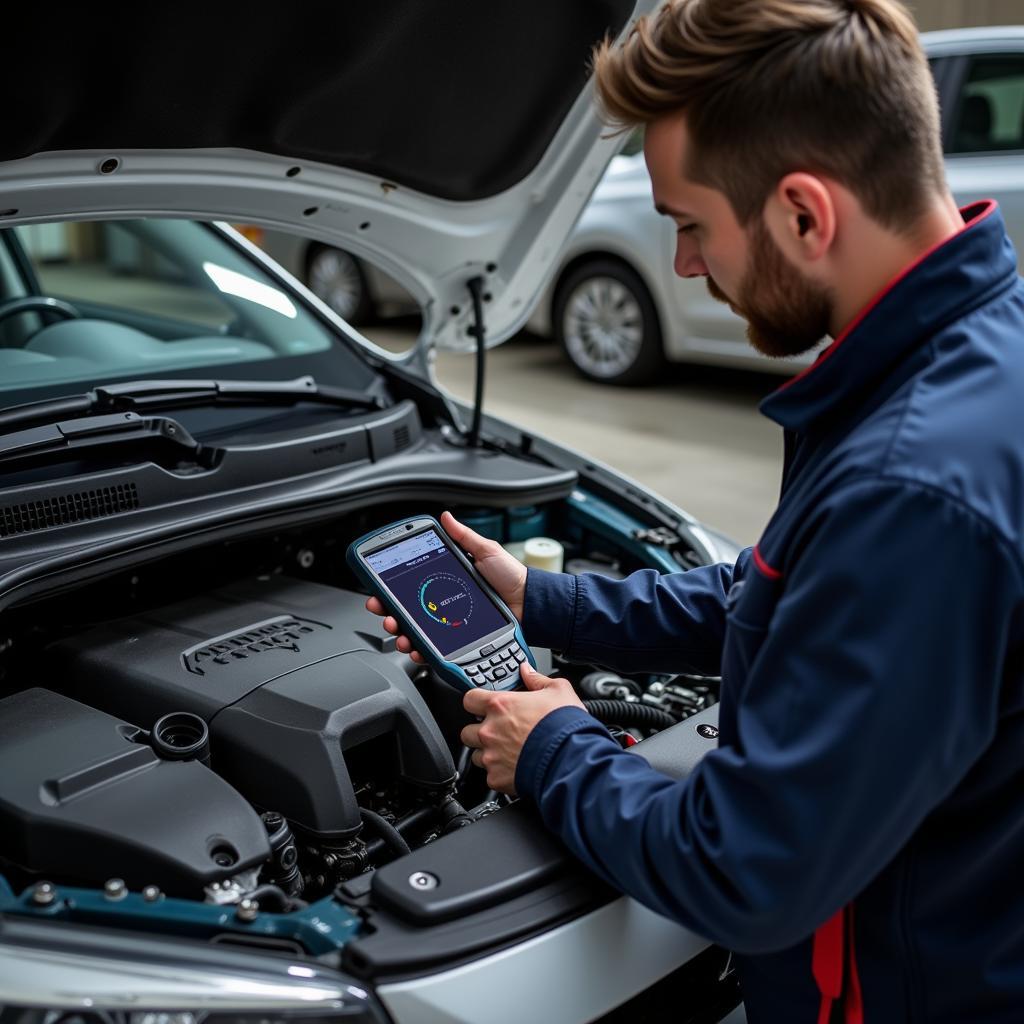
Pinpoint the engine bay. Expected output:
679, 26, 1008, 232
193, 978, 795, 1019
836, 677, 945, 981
0, 497, 722, 967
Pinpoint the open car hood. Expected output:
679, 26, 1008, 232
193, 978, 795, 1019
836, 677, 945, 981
0, 1, 656, 361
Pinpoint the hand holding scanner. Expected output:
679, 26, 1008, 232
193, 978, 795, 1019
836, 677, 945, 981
347, 515, 536, 692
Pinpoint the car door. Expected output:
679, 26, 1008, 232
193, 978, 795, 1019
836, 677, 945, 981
661, 209, 756, 367
939, 46, 1024, 254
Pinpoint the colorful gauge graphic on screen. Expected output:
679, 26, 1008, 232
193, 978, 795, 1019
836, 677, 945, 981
419, 572, 473, 627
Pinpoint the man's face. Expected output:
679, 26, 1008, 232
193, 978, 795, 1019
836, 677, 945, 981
644, 114, 832, 358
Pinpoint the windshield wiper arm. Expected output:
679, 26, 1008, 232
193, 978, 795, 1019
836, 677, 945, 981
0, 376, 384, 435
0, 412, 206, 468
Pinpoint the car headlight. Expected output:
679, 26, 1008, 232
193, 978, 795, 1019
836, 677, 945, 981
0, 920, 387, 1024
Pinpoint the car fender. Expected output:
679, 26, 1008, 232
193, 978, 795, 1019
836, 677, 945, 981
527, 215, 673, 348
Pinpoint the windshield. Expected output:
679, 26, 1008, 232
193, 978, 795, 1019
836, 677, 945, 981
0, 219, 375, 403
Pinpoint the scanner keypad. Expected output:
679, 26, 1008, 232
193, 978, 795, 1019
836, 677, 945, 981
463, 640, 528, 685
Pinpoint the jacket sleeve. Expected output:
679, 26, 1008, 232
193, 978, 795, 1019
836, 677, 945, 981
514, 480, 1021, 954
520, 548, 753, 677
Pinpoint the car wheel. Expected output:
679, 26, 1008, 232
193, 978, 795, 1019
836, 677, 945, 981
306, 245, 374, 324
554, 259, 664, 385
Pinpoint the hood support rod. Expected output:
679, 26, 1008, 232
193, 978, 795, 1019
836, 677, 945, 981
466, 276, 487, 448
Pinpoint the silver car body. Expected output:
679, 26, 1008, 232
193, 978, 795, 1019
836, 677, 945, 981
527, 26, 1024, 378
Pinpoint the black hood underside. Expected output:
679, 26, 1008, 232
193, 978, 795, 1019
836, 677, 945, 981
7, 1, 634, 201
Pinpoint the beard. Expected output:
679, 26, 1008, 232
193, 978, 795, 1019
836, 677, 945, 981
706, 217, 833, 359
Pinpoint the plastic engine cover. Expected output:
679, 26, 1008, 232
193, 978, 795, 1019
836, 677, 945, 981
0, 689, 270, 895
46, 577, 457, 840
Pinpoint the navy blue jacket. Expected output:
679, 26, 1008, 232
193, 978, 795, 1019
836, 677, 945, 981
516, 202, 1024, 1022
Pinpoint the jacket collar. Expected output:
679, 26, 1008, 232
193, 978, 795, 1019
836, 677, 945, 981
759, 201, 1017, 433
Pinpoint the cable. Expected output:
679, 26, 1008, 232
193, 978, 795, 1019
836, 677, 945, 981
583, 699, 677, 733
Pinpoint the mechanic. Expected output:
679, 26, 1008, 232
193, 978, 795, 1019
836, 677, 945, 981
368, 0, 1024, 1019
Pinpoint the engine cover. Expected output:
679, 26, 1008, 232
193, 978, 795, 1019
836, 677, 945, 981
46, 577, 457, 840
0, 688, 270, 894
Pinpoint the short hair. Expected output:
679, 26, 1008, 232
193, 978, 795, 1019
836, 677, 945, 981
592, 0, 946, 231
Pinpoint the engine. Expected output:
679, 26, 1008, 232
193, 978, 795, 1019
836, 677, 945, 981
0, 546, 716, 915
1, 577, 467, 903
0, 687, 271, 895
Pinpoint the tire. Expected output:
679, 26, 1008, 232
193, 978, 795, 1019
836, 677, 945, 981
553, 258, 664, 386
305, 245, 374, 324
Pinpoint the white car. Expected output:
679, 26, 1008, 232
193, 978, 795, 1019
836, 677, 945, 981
0, 4, 750, 1024
527, 26, 1024, 384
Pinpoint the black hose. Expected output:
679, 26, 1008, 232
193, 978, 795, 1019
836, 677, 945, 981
436, 792, 474, 833
360, 807, 411, 859
457, 744, 473, 779
244, 883, 295, 913
467, 276, 486, 447
584, 699, 677, 733
395, 805, 437, 838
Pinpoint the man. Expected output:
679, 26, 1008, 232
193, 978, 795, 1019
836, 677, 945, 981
368, 1, 1024, 1019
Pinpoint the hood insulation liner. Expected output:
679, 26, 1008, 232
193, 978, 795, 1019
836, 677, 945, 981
6, 1, 634, 201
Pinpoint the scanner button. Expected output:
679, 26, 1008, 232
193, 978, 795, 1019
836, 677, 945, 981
479, 643, 497, 657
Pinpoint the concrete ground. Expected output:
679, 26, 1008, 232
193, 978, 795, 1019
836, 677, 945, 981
365, 324, 784, 548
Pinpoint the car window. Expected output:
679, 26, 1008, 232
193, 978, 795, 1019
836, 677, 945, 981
23, 222, 236, 332
0, 218, 346, 395
949, 53, 1024, 155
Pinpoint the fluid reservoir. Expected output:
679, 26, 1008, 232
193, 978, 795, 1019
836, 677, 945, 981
523, 537, 564, 573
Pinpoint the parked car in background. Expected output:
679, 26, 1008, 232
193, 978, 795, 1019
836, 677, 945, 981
526, 26, 1024, 384
235, 225, 417, 325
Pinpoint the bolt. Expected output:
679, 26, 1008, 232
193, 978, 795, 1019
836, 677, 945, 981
408, 871, 439, 891
236, 897, 259, 922
142, 886, 162, 903
31, 882, 56, 906
104, 878, 127, 901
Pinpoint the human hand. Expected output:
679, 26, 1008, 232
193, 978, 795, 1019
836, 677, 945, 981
459, 662, 585, 794
364, 510, 528, 666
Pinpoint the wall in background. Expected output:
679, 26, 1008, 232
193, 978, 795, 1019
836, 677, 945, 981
913, 0, 1022, 31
